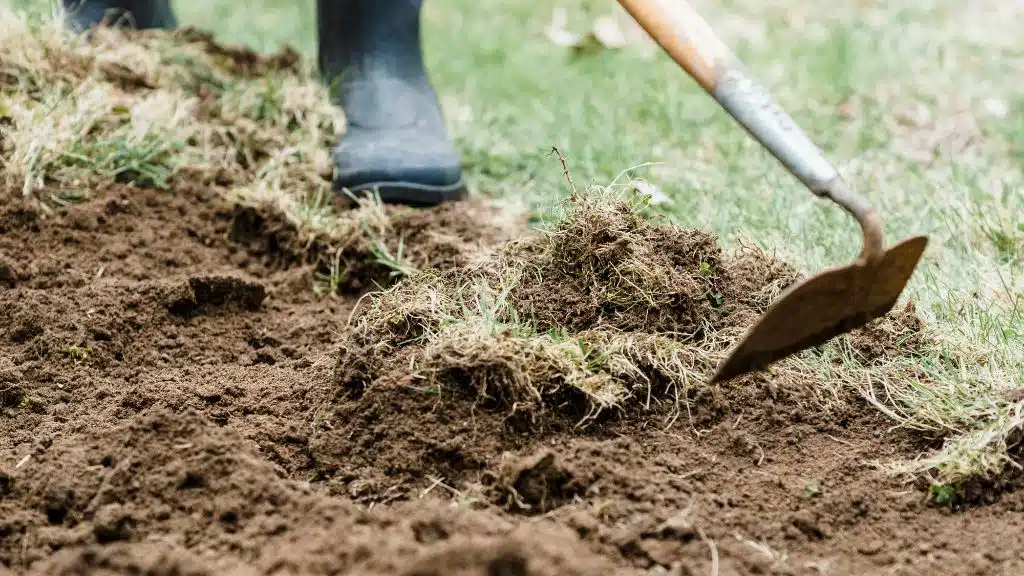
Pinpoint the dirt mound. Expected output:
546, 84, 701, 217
504, 197, 731, 334
318, 191, 942, 517
333, 192, 827, 429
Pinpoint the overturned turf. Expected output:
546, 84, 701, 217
334, 189, 843, 427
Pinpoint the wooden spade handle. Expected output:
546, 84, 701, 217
615, 0, 886, 263
614, 0, 734, 93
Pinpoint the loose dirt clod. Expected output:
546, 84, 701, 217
164, 275, 266, 317
846, 300, 928, 363
498, 450, 588, 514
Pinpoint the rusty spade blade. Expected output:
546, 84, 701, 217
710, 234, 928, 383
615, 0, 929, 382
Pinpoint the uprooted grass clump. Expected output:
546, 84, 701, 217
338, 188, 857, 426
337, 267, 716, 426
0, 8, 524, 292
500, 191, 747, 336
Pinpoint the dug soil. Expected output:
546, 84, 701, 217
1, 181, 1022, 576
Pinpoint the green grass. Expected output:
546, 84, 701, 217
9, 0, 1023, 494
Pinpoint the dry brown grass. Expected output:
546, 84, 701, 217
0, 11, 338, 211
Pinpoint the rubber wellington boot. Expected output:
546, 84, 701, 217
62, 0, 177, 31
318, 0, 467, 206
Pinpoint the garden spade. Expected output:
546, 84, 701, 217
614, 0, 929, 383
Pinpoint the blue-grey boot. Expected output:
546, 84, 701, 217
318, 0, 467, 206
62, 0, 177, 31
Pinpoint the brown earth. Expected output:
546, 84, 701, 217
1, 181, 1023, 576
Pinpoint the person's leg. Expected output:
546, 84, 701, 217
61, 0, 177, 31
318, 0, 466, 206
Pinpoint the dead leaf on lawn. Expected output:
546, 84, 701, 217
591, 14, 630, 48
544, 6, 656, 57
981, 97, 1009, 119
545, 7, 584, 48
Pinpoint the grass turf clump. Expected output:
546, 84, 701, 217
504, 189, 731, 336
419, 318, 626, 419
338, 270, 711, 426
336, 187, 823, 426
866, 329, 1024, 499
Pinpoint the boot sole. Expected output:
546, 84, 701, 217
336, 179, 469, 208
